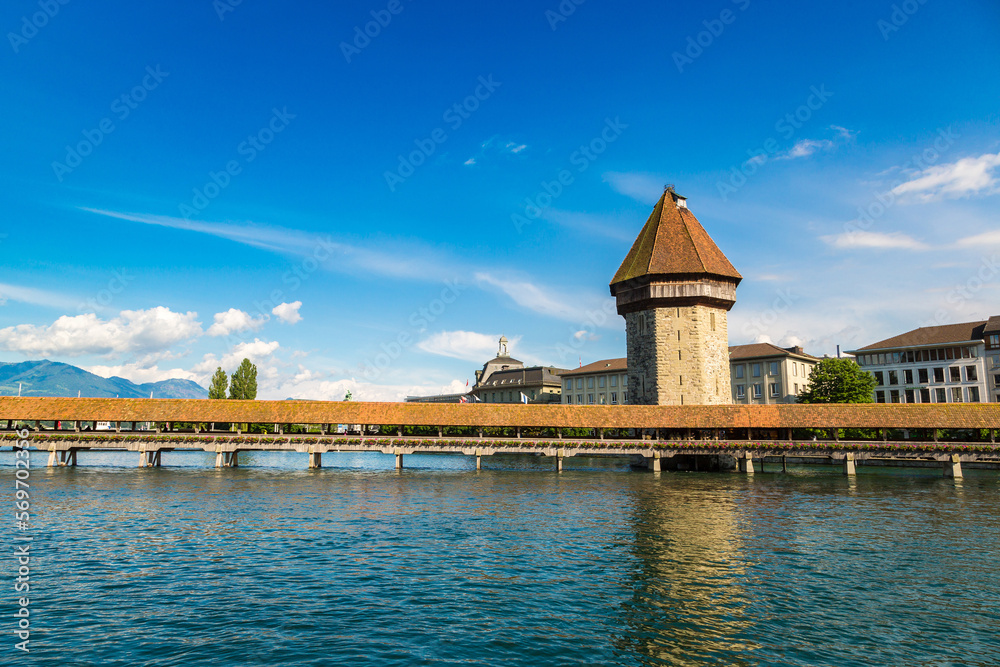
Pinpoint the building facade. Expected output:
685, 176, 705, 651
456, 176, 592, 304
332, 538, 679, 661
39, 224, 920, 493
609, 187, 741, 406
469, 337, 567, 404
729, 343, 819, 404
559, 358, 628, 405
847, 317, 1000, 403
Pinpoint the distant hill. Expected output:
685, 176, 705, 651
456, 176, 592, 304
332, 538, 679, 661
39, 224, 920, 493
0, 360, 208, 399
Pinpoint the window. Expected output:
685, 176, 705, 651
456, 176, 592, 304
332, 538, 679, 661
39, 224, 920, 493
769, 383, 780, 398
935, 388, 947, 403
576, 395, 583, 404
752, 384, 762, 398
905, 389, 914, 403
610, 375, 617, 387
903, 369, 913, 384
711, 312, 716, 331
623, 392, 627, 403
989, 334, 1000, 348
610, 392, 618, 404
876, 390, 885, 403
888, 370, 898, 385
890, 390, 900, 403
769, 362, 779, 376
873, 371, 884, 386
920, 388, 930, 403
599, 393, 606, 405
736, 384, 746, 399
949, 367, 961, 382
752, 364, 761, 378
792, 364, 798, 376
969, 387, 981, 402
598, 376, 606, 388
576, 378, 583, 390
794, 383, 799, 393
564, 380, 573, 392
736, 365, 745, 379
918, 368, 928, 383
587, 394, 595, 404
966, 366, 978, 382
622, 375, 628, 386
952, 387, 964, 403
587, 377, 594, 389
565, 395, 572, 404
934, 368, 945, 383
995, 374, 1000, 386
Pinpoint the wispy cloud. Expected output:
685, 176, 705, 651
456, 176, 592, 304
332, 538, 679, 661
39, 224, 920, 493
463, 136, 528, 166
474, 272, 614, 325
417, 330, 514, 362
955, 229, 1000, 248
602, 171, 665, 203
774, 126, 856, 162
892, 151, 1000, 202
0, 282, 80, 310
820, 231, 929, 250
79, 208, 455, 282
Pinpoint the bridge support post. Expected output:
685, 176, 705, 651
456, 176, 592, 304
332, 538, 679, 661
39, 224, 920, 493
944, 454, 963, 479
739, 452, 754, 474
395, 450, 403, 470
647, 452, 661, 472
843, 453, 856, 476
475, 448, 482, 471
215, 449, 224, 468
557, 428, 562, 439
556, 449, 564, 472
782, 456, 787, 473
139, 449, 148, 467
150, 450, 161, 467
308, 448, 322, 469
47, 447, 56, 468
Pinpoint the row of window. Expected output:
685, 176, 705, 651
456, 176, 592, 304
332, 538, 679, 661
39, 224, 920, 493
858, 346, 978, 367
734, 361, 811, 379
876, 386, 982, 403
563, 374, 627, 392
873, 366, 979, 386
482, 390, 535, 403
734, 383, 782, 399
565, 392, 626, 405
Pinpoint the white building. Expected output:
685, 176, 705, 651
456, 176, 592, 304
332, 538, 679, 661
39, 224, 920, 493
729, 343, 820, 404
560, 358, 628, 405
847, 317, 1000, 403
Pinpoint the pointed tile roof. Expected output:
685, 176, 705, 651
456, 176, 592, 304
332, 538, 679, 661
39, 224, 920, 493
611, 189, 742, 286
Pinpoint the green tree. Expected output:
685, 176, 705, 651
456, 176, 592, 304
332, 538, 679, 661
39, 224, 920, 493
797, 358, 877, 404
208, 367, 228, 400
344, 390, 353, 401
229, 358, 258, 400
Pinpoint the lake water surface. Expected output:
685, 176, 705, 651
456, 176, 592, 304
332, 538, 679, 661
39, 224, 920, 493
3, 450, 999, 666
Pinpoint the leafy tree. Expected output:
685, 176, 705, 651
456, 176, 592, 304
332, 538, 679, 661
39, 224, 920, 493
208, 367, 228, 400
798, 358, 877, 404
229, 358, 258, 400
344, 390, 353, 401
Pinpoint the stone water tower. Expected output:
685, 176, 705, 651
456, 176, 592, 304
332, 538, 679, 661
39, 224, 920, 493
610, 187, 741, 405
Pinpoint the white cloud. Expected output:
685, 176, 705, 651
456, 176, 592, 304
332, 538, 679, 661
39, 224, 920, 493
464, 157, 476, 166
417, 330, 514, 362
892, 151, 1000, 202
194, 338, 281, 375
603, 171, 665, 203
0, 307, 201, 357
272, 301, 302, 324
463, 137, 528, 166
820, 231, 929, 250
772, 126, 856, 162
955, 230, 1000, 248
475, 272, 616, 325
206, 308, 267, 337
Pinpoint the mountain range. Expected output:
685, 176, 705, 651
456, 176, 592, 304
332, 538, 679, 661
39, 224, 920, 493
0, 360, 208, 399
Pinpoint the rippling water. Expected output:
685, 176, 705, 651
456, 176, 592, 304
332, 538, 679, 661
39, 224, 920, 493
3, 450, 999, 666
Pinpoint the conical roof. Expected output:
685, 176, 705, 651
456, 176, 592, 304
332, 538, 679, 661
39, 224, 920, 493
611, 190, 741, 286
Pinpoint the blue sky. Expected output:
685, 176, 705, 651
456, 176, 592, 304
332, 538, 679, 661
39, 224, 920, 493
2, 0, 999, 400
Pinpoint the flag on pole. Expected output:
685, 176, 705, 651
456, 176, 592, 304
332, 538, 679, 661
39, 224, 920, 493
459, 396, 468, 403
520, 392, 529, 404
471, 394, 482, 402
466, 379, 469, 387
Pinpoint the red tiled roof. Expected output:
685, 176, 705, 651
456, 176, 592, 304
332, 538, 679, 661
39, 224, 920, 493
611, 190, 742, 286
559, 358, 628, 377
853, 321, 988, 351
1, 397, 998, 430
